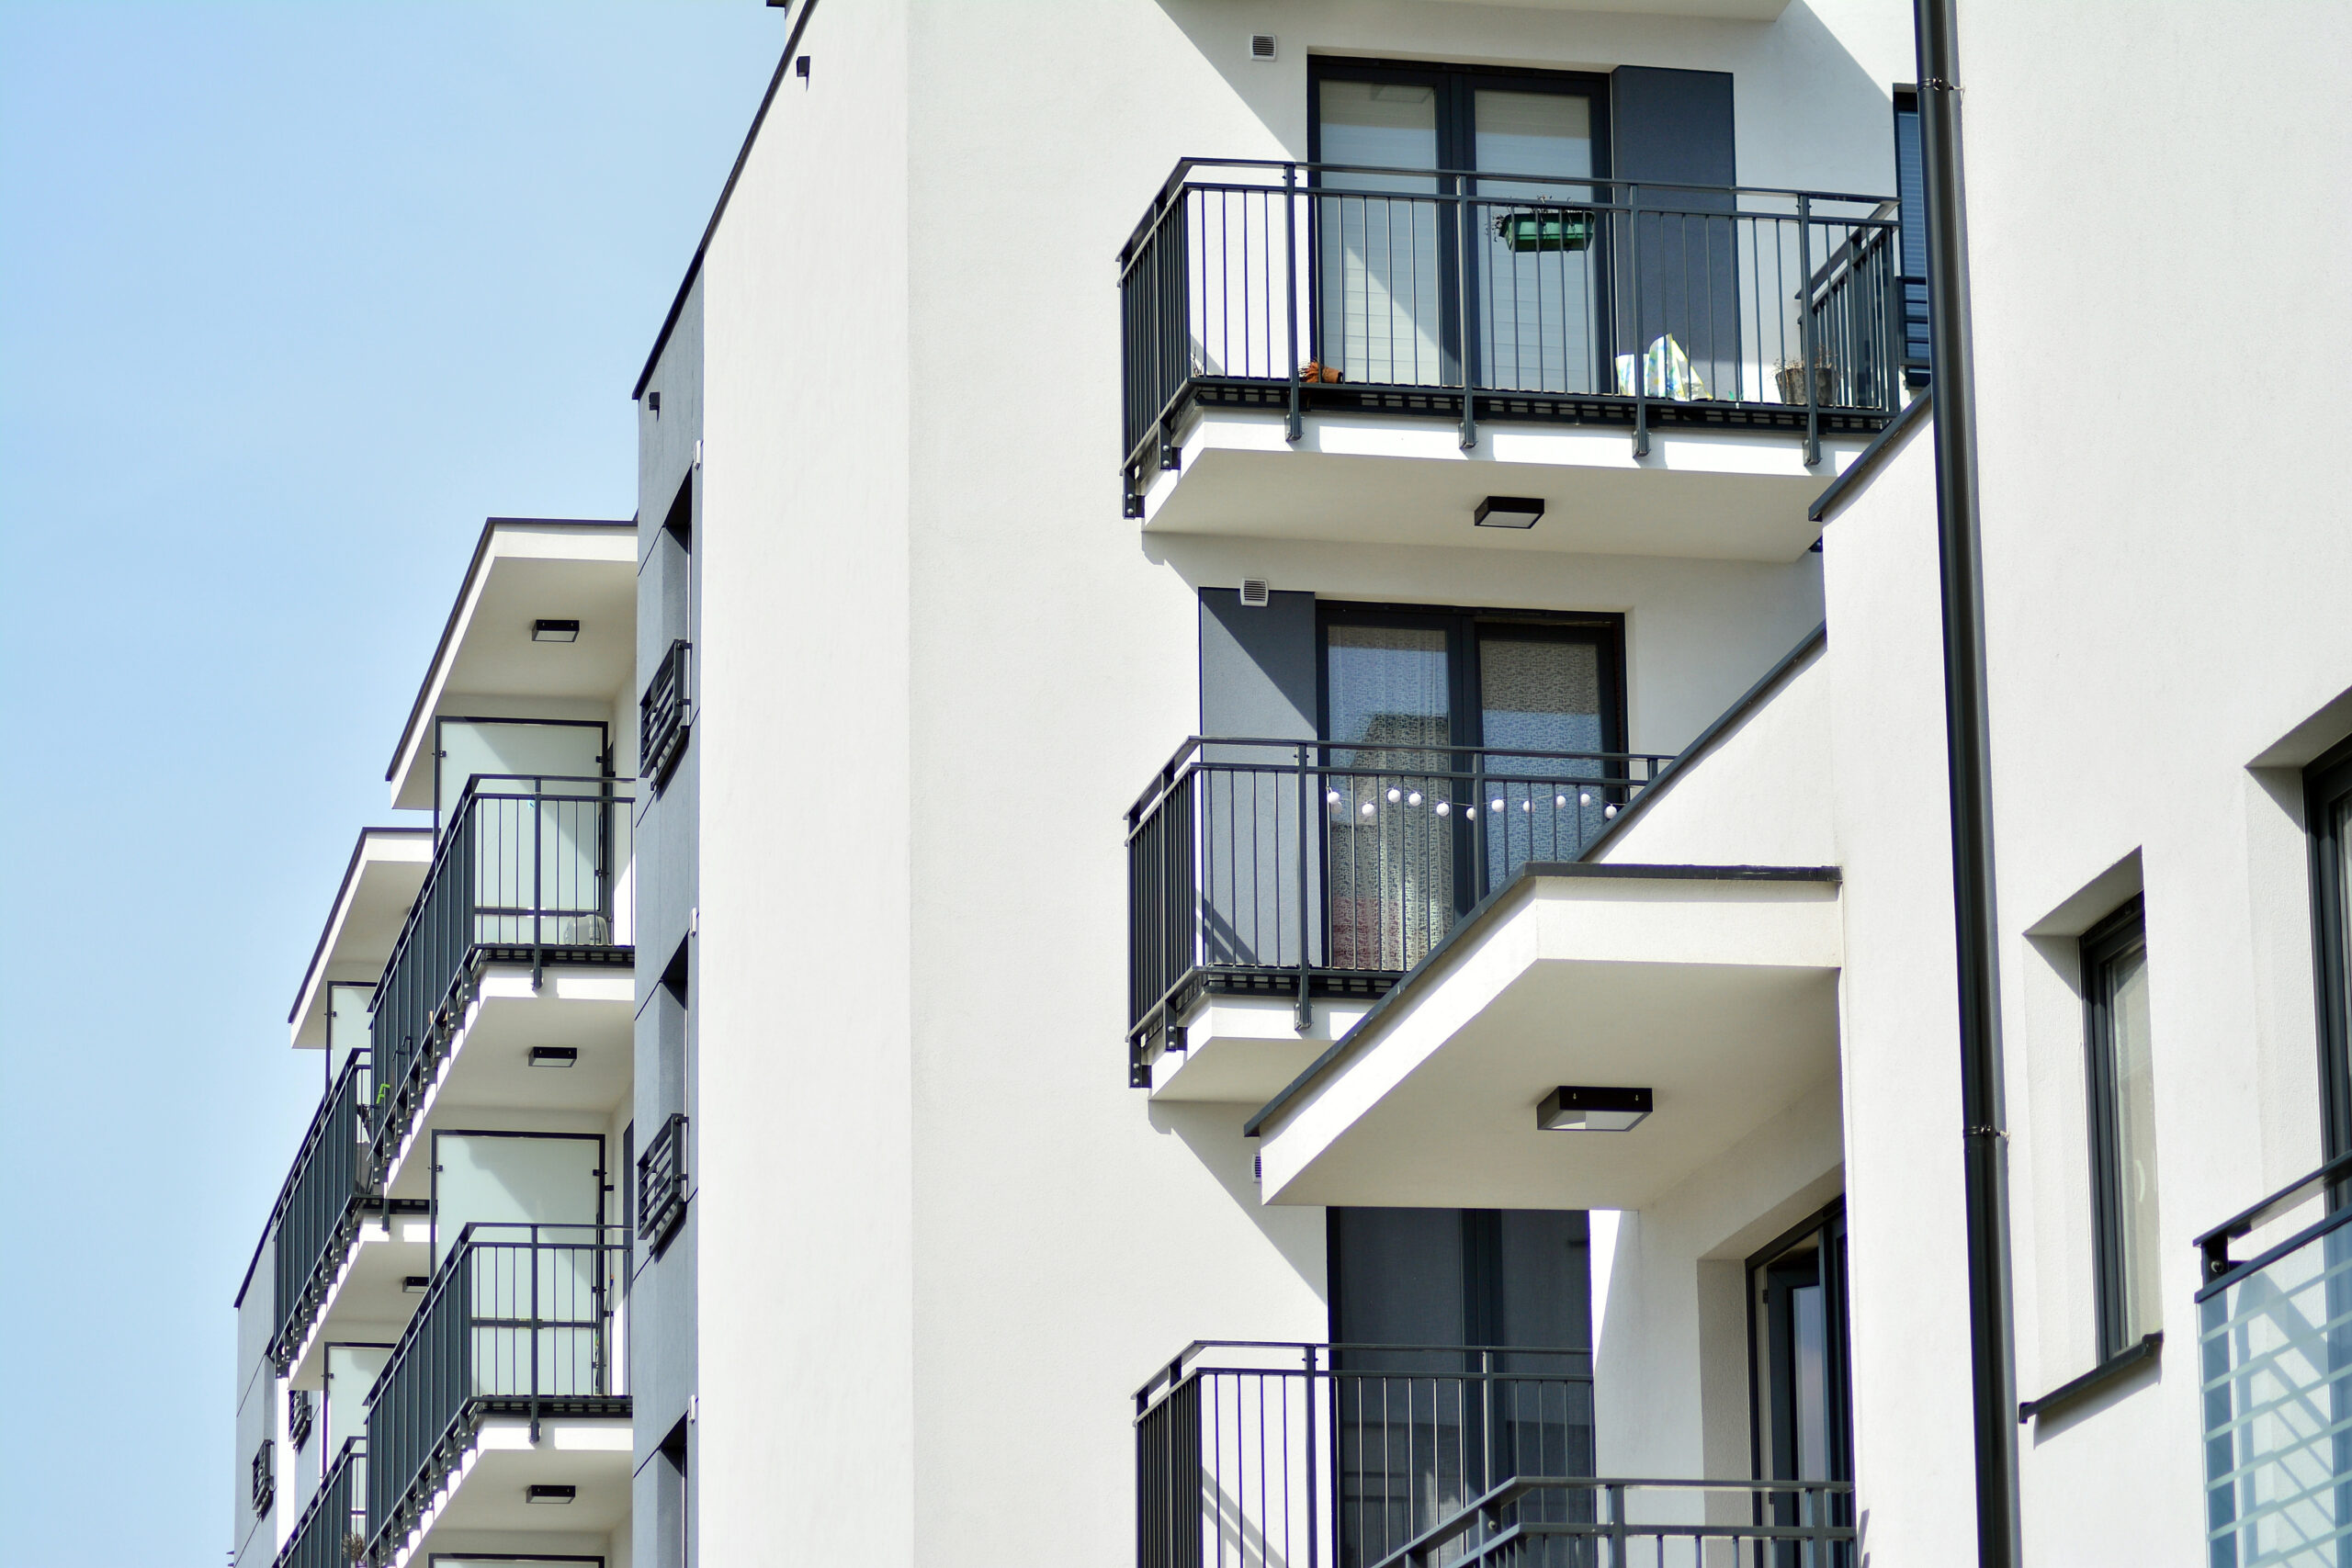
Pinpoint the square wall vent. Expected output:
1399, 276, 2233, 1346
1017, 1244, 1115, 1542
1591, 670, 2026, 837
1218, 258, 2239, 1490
1250, 34, 1277, 62
1239, 578, 1272, 607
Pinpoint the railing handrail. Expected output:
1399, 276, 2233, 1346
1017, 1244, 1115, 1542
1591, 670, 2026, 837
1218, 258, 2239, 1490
1125, 157, 1897, 261
1130, 736, 1674, 828
253, 1048, 373, 1276
1134, 1338, 1597, 1409
364, 1222, 627, 1405
1364, 1472, 1857, 1568
2194, 1148, 2352, 1297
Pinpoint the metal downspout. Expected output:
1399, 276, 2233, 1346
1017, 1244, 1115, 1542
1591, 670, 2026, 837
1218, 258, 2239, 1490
1914, 0, 2022, 1562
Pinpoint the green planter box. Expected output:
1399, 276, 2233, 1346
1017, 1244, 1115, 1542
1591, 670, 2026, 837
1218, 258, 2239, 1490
1494, 209, 1594, 254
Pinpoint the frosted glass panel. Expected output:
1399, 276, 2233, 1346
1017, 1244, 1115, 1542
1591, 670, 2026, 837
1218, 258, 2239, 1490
435, 719, 604, 827
1317, 80, 1443, 385
433, 1133, 600, 1270
322, 1342, 390, 1461
326, 982, 373, 1086
1479, 636, 1606, 886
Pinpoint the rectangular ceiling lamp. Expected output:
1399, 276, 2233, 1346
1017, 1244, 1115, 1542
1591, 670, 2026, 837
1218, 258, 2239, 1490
1474, 495, 1544, 529
1537, 1085, 1653, 1132
526, 1483, 578, 1505
528, 1045, 580, 1068
532, 618, 581, 643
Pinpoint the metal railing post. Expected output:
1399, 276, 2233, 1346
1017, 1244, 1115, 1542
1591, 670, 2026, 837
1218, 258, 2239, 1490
530, 784, 546, 991
1285, 164, 1304, 443
1605, 1480, 1627, 1568
1629, 189, 1648, 458
1295, 742, 1315, 1032
1797, 194, 1821, 468
1304, 1342, 1321, 1568
528, 1227, 543, 1445
1458, 186, 1478, 450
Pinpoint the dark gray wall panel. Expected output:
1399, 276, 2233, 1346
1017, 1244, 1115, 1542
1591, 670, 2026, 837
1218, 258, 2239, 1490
1611, 67, 1741, 396
1200, 588, 1317, 740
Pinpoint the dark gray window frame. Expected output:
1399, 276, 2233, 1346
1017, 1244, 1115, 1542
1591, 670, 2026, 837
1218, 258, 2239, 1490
2308, 733, 2352, 1164
2081, 895, 2150, 1360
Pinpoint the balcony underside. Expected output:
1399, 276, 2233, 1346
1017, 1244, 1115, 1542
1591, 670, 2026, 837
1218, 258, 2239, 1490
1251, 864, 1842, 1210
380, 1410, 630, 1567
1140, 388, 1878, 562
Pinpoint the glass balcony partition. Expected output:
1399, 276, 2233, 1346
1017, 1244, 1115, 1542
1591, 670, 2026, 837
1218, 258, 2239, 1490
2198, 1155, 2352, 1568
1125, 738, 1668, 1079
368, 775, 633, 1168
1118, 160, 1904, 514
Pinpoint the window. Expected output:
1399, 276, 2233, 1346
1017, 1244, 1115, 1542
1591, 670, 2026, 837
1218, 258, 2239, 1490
1747, 1202, 1852, 1549
2083, 897, 2161, 1356
2310, 735, 2352, 1160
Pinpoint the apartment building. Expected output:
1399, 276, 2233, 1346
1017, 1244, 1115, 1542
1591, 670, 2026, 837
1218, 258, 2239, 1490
231, 3, 2352, 1566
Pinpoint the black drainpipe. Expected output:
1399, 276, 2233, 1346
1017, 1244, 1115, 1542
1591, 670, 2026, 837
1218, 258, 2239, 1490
1914, 0, 2022, 1563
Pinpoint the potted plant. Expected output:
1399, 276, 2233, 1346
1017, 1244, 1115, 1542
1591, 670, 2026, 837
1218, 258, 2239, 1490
1493, 207, 1594, 254
1774, 356, 1838, 407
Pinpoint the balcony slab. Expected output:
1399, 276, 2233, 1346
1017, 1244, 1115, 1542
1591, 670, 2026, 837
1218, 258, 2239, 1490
384, 1416, 631, 1568
1250, 865, 1841, 1211
285, 1214, 431, 1389
1140, 408, 1869, 563
1148, 993, 1375, 1103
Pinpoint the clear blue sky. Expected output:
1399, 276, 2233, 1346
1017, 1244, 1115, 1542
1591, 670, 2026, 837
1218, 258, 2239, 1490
0, 4, 784, 1559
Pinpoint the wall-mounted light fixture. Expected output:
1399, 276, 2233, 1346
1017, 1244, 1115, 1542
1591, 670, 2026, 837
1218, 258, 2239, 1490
532, 619, 580, 643
1537, 1085, 1653, 1132
526, 1484, 578, 1506
528, 1045, 579, 1069
1474, 495, 1545, 529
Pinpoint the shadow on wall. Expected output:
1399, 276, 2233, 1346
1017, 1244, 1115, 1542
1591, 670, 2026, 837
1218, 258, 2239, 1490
1148, 1, 1894, 197
1149, 1099, 1331, 1296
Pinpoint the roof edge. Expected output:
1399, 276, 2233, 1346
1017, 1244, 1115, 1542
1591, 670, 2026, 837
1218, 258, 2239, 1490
287, 826, 435, 1027
383, 517, 635, 786
1241, 859, 1841, 1138
632, 0, 824, 399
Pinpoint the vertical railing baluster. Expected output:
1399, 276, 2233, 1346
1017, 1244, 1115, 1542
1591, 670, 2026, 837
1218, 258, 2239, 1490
1796, 195, 1819, 468
1286, 164, 1303, 442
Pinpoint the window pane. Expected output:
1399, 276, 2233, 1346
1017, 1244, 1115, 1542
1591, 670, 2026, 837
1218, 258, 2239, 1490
1473, 90, 1600, 393
1317, 79, 1443, 384
1478, 635, 1608, 881
1325, 625, 1453, 969
2108, 943, 2163, 1340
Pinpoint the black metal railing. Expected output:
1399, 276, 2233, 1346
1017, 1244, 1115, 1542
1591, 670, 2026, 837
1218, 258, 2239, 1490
277, 1437, 364, 1568
1125, 738, 1670, 1077
1119, 160, 1905, 512
638, 1111, 688, 1255
2195, 1152, 2352, 1567
364, 1224, 627, 1563
252, 1436, 276, 1518
1374, 1474, 1856, 1568
288, 1387, 314, 1452
369, 775, 633, 1170
641, 639, 692, 792
266, 1051, 374, 1370
1136, 1341, 1595, 1568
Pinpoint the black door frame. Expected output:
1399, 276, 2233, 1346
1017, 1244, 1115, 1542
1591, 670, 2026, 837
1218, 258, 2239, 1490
1307, 57, 1613, 389
1746, 1200, 1854, 1549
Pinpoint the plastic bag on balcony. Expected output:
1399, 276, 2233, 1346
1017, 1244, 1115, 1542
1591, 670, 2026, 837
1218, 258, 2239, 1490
1612, 334, 1709, 401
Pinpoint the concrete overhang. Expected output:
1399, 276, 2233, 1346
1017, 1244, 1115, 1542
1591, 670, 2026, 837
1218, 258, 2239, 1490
1250, 864, 1841, 1210
1139, 410, 1865, 563
1408, 0, 1790, 17
288, 829, 435, 1049
388, 1415, 632, 1568
386, 518, 638, 810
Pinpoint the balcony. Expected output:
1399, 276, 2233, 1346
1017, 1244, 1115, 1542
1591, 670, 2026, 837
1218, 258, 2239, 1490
364, 1224, 629, 1566
1127, 738, 1668, 1099
266, 1052, 387, 1371
1119, 162, 1905, 558
277, 1438, 364, 1568
1136, 1340, 1852, 1568
2197, 1155, 2352, 1566
369, 774, 633, 1175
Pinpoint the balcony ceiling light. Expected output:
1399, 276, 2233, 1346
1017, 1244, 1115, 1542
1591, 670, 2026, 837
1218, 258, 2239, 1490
526, 1484, 578, 1505
1537, 1085, 1653, 1133
401, 1275, 428, 1293
1473, 495, 1544, 529
532, 618, 581, 643
528, 1045, 580, 1068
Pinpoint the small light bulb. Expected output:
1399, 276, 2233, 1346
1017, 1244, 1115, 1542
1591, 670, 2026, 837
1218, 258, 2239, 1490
1521, 799, 1532, 813
1465, 807, 1476, 818
1360, 801, 1376, 817
1555, 794, 1567, 808
1386, 788, 1401, 803
1604, 803, 1618, 818
1490, 799, 1505, 814
1327, 791, 1340, 807
1408, 791, 1422, 807
1579, 792, 1592, 807
1435, 802, 1450, 817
